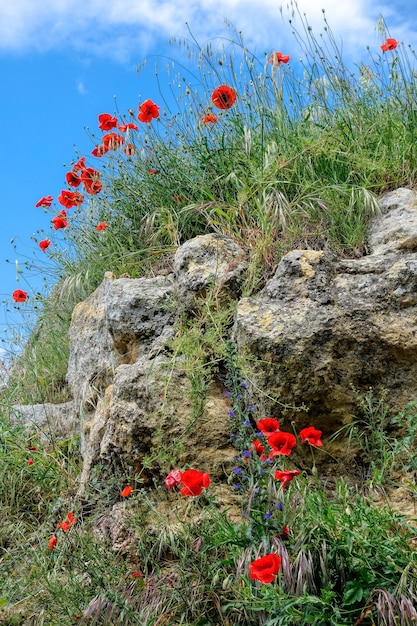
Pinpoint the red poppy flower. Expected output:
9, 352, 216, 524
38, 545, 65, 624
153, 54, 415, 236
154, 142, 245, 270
268, 52, 290, 65
102, 132, 125, 150
274, 469, 300, 488
57, 511, 76, 531
65, 171, 82, 187
381, 38, 398, 52
98, 113, 119, 130
164, 469, 182, 489
211, 85, 237, 110
299, 426, 323, 447
281, 525, 289, 540
80, 167, 102, 194
179, 469, 210, 496
120, 485, 133, 497
72, 157, 86, 171
148, 169, 159, 175
268, 431, 297, 457
91, 144, 109, 157
123, 143, 136, 156
35, 195, 54, 208
58, 190, 84, 208
51, 215, 68, 230
252, 440, 265, 457
249, 553, 281, 584
257, 418, 280, 435
12, 289, 28, 302
132, 570, 143, 578
27, 458, 34, 465
39, 239, 51, 252
202, 113, 218, 124
118, 122, 138, 132
96, 222, 108, 231
48, 535, 58, 550
138, 99, 160, 122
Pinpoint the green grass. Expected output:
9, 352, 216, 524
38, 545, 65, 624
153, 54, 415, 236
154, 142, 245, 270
2, 4, 417, 624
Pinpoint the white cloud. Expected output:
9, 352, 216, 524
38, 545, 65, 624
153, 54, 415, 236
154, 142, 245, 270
0, 0, 413, 61
76, 80, 87, 95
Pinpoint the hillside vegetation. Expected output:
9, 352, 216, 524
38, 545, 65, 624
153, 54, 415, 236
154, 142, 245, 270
1, 6, 417, 625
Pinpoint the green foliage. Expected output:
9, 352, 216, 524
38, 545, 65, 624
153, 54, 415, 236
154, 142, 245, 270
331, 388, 417, 490
169, 291, 236, 419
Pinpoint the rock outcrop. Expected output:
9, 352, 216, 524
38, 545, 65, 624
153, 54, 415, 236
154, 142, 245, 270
233, 187, 417, 431
67, 233, 248, 492
10, 401, 76, 444
10, 190, 417, 492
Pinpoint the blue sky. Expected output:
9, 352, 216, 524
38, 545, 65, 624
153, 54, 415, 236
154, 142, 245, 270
0, 0, 415, 357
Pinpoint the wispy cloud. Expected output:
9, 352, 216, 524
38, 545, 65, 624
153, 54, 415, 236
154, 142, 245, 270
0, 0, 414, 62
76, 80, 87, 95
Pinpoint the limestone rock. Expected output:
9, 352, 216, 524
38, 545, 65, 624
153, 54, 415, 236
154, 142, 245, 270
368, 187, 417, 254
233, 189, 417, 434
65, 236, 246, 492
67, 272, 176, 412
67, 273, 114, 412
77, 354, 235, 494
173, 233, 247, 308
18, 194, 417, 491
104, 274, 176, 361
9, 401, 76, 443
92, 502, 135, 554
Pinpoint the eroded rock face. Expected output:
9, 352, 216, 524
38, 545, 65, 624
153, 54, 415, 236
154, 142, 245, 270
67, 272, 177, 412
67, 235, 246, 492
9, 401, 76, 444
14, 196, 417, 491
233, 188, 417, 433
173, 233, 248, 309
78, 354, 236, 494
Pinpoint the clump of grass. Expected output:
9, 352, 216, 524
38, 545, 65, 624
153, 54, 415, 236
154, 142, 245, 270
330, 387, 417, 492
